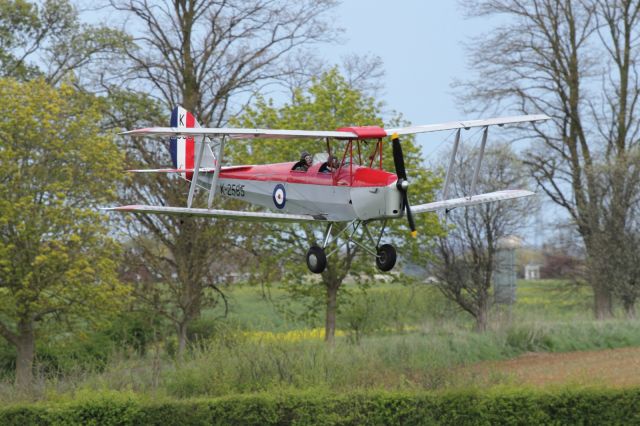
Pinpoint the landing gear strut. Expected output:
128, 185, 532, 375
305, 220, 398, 274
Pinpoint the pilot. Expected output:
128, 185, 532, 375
319, 155, 339, 173
293, 151, 313, 171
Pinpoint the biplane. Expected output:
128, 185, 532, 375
107, 107, 549, 273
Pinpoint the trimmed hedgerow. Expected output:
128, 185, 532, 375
0, 388, 639, 425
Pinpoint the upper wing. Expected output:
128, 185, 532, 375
385, 114, 550, 136
120, 114, 549, 140
121, 127, 357, 140
412, 190, 535, 214
103, 205, 323, 223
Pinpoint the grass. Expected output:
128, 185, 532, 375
1, 278, 639, 402
11, 317, 640, 403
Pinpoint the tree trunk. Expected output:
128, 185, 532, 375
623, 298, 636, 320
177, 322, 188, 358
593, 284, 614, 320
15, 322, 35, 389
324, 285, 338, 345
474, 304, 489, 333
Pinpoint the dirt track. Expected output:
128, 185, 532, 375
466, 347, 640, 388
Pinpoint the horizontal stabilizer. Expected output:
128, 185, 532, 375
103, 205, 320, 223
412, 190, 535, 214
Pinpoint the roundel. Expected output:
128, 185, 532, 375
272, 184, 286, 209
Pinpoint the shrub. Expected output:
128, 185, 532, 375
1, 388, 639, 425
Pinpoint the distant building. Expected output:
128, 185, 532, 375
524, 264, 541, 280
494, 236, 522, 305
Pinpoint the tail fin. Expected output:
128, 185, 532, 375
169, 106, 216, 180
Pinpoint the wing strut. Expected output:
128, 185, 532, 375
207, 136, 226, 209
187, 137, 206, 208
442, 129, 461, 199
469, 126, 488, 197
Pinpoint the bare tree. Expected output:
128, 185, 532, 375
430, 143, 536, 332
0, 0, 130, 84
459, 0, 640, 319
589, 219, 640, 319
108, 0, 338, 125
105, 0, 340, 354
276, 52, 386, 101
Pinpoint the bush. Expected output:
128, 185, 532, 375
1, 388, 639, 425
104, 310, 164, 356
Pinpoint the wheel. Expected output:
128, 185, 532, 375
376, 244, 397, 272
306, 245, 327, 274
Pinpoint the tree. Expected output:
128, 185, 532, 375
108, 0, 340, 354
108, 0, 338, 124
459, 0, 640, 318
430, 143, 536, 332
0, 78, 130, 387
233, 69, 441, 343
0, 0, 130, 84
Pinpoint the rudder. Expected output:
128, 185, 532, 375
169, 106, 216, 180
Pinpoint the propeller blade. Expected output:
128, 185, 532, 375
391, 133, 417, 237
403, 192, 417, 238
391, 133, 407, 180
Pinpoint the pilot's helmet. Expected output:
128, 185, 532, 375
301, 151, 312, 165
300, 151, 310, 161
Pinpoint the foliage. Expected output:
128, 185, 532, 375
1, 388, 640, 425
0, 77, 130, 385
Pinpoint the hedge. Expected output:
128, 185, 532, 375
1, 388, 639, 425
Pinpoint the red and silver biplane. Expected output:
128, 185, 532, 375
107, 107, 548, 273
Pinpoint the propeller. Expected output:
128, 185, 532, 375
391, 133, 417, 238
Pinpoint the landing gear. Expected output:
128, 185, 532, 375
305, 221, 398, 274
375, 243, 397, 272
306, 245, 327, 274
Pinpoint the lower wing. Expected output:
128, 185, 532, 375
103, 205, 323, 223
412, 190, 534, 214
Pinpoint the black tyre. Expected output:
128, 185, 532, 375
376, 244, 397, 272
306, 245, 327, 274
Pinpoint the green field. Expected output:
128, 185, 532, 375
0, 279, 638, 403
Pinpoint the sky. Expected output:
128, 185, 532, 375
317, 1, 489, 155
325, 1, 473, 123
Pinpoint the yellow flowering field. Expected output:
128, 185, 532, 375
243, 328, 345, 342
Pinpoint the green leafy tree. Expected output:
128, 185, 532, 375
0, 78, 130, 387
232, 69, 442, 343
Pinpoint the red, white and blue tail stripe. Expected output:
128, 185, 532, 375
169, 106, 198, 180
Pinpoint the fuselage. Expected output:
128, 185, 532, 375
193, 161, 403, 222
